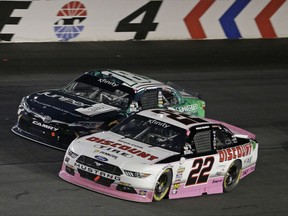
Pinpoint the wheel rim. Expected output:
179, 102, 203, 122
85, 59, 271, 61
225, 165, 239, 186
155, 174, 168, 196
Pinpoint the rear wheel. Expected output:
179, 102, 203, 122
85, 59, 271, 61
153, 169, 172, 201
223, 160, 242, 193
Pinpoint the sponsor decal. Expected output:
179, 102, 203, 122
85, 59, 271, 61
172, 180, 181, 194
147, 119, 170, 128
75, 162, 120, 181
87, 136, 159, 161
217, 143, 252, 162
94, 149, 119, 159
242, 169, 249, 177
216, 171, 222, 176
75, 103, 118, 116
175, 104, 198, 113
212, 179, 223, 184
176, 173, 183, 179
32, 99, 83, 118
196, 125, 210, 130
241, 165, 255, 178
32, 120, 59, 132
37, 92, 89, 107
94, 155, 108, 162
172, 188, 178, 194
94, 144, 133, 159
139, 190, 148, 196
173, 182, 180, 189
54, 1, 87, 41
244, 156, 253, 165
98, 78, 119, 87
118, 139, 143, 149
177, 167, 185, 173
173, 167, 185, 194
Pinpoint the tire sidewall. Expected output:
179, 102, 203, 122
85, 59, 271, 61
153, 169, 172, 201
223, 160, 242, 193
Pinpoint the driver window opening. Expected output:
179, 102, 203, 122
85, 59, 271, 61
214, 128, 233, 150
161, 89, 179, 106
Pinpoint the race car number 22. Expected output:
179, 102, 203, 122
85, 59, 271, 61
185, 157, 214, 186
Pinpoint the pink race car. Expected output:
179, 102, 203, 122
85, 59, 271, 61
59, 109, 258, 202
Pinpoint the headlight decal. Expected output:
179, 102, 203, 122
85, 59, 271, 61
69, 121, 104, 129
68, 148, 79, 159
124, 170, 151, 178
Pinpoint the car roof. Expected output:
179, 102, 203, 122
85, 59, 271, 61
86, 69, 166, 92
136, 108, 212, 130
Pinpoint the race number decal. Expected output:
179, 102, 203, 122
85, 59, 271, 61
115, 1, 162, 40
152, 109, 206, 125
101, 70, 152, 87
186, 157, 214, 186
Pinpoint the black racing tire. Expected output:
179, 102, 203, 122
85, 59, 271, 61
223, 160, 242, 193
153, 169, 172, 202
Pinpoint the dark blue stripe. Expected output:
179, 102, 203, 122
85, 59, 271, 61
219, 0, 251, 39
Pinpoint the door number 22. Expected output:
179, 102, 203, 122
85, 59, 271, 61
185, 157, 215, 186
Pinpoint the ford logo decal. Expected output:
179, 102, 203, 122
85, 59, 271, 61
94, 155, 108, 162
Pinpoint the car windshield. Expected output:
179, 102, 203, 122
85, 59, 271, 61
166, 81, 199, 98
62, 72, 134, 110
111, 115, 187, 153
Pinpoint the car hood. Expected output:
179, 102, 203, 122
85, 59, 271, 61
26, 90, 121, 123
70, 131, 179, 166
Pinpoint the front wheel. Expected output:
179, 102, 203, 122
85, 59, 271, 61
153, 169, 172, 201
223, 160, 242, 193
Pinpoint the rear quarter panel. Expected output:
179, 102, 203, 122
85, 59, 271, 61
168, 140, 258, 199
173, 97, 205, 117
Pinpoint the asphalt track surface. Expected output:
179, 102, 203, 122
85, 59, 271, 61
0, 39, 288, 216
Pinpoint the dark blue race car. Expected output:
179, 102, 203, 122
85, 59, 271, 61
12, 69, 205, 150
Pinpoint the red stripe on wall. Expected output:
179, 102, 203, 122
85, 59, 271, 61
184, 0, 215, 39
255, 0, 286, 38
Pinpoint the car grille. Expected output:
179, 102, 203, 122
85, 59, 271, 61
76, 155, 123, 187
77, 169, 115, 187
76, 155, 123, 176
18, 113, 76, 147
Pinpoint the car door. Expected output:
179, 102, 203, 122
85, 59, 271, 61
169, 126, 223, 199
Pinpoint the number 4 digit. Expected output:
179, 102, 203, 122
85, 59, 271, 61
115, 1, 163, 40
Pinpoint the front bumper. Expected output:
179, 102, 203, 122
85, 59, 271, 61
12, 114, 77, 151
59, 163, 154, 202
